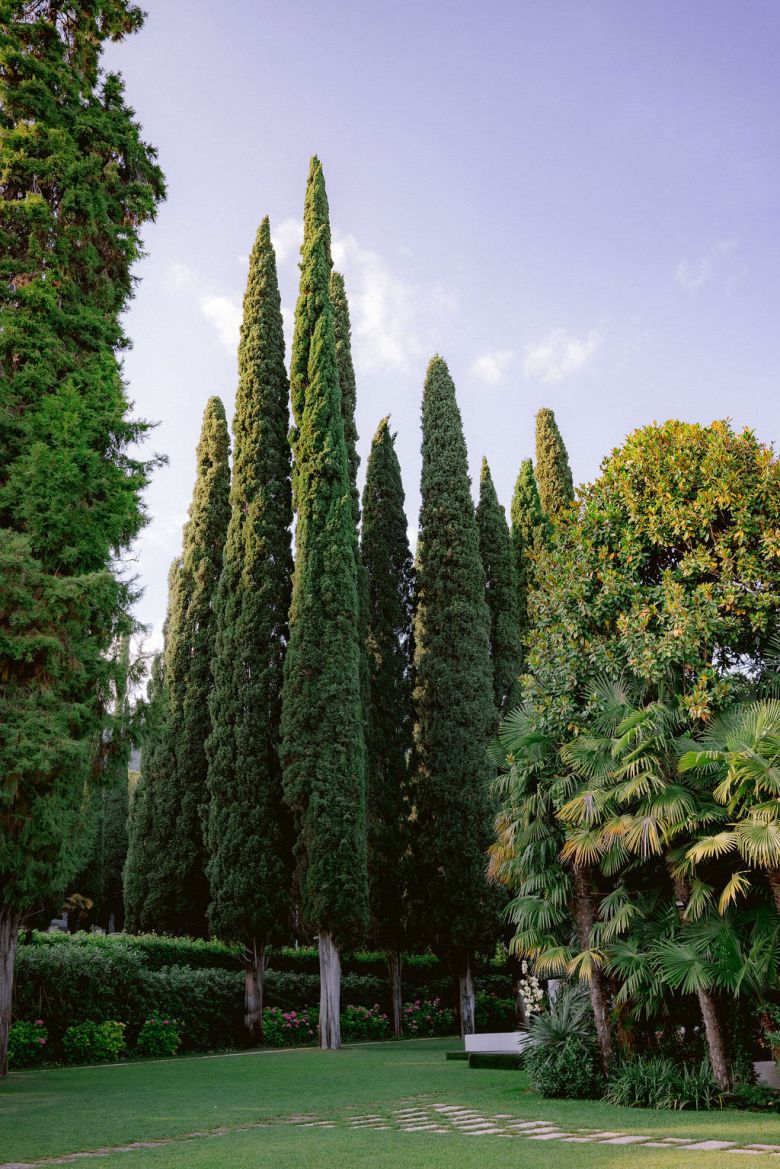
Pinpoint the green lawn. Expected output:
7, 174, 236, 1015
1, 1038, 779, 1168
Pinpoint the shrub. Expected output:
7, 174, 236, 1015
605, 1056, 722, 1111
524, 983, 604, 1100
727, 1083, 780, 1113
62, 1021, 125, 1065
402, 998, 455, 1037
18, 930, 242, 971
7, 1019, 48, 1068
341, 1005, 391, 1043
136, 1016, 182, 1058
262, 1007, 317, 1048
474, 992, 516, 1032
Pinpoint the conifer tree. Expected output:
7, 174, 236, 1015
206, 218, 293, 1043
361, 417, 415, 1036
0, 3, 164, 1076
411, 356, 497, 1035
140, 399, 231, 936
476, 458, 522, 715
510, 458, 545, 633
535, 407, 574, 519
281, 158, 368, 1049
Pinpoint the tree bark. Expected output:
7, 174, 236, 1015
243, 939, 265, 1045
0, 907, 21, 1078
386, 949, 403, 1038
318, 930, 341, 1050
571, 865, 612, 1071
457, 954, 476, 1037
767, 869, 780, 916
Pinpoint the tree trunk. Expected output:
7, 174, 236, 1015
672, 874, 731, 1091
0, 907, 20, 1078
571, 866, 612, 1071
386, 949, 403, 1038
510, 957, 528, 1028
457, 954, 476, 1037
243, 939, 266, 1045
318, 930, 341, 1050
766, 869, 780, 916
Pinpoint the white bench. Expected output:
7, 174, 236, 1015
464, 1031, 529, 1054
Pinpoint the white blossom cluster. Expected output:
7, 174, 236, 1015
517, 960, 545, 1016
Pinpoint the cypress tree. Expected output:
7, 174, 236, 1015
281, 158, 368, 1049
0, 3, 164, 1075
206, 218, 293, 1043
535, 407, 574, 519
476, 458, 522, 716
510, 458, 545, 634
361, 417, 415, 1036
411, 356, 497, 1035
141, 399, 231, 936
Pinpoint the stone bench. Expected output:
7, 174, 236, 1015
464, 1031, 529, 1054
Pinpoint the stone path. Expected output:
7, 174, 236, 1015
2, 1098, 779, 1167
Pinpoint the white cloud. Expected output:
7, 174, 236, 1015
523, 328, 603, 384
470, 349, 515, 385
199, 292, 242, 353
675, 239, 738, 292
272, 216, 304, 265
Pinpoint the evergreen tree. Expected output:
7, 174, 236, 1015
281, 157, 368, 1049
0, 3, 164, 1076
206, 218, 293, 1043
140, 399, 231, 937
476, 458, 522, 715
411, 356, 498, 1035
510, 457, 545, 633
361, 417, 415, 1036
535, 407, 574, 519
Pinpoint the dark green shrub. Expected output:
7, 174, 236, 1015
62, 1021, 125, 1064
401, 998, 455, 1037
341, 1005, 391, 1042
136, 966, 244, 1052
605, 1056, 722, 1111
525, 1035, 604, 1099
474, 991, 516, 1032
261, 1007, 317, 1048
7, 1019, 48, 1068
18, 930, 242, 971
468, 1052, 523, 1070
727, 1083, 780, 1113
136, 1017, 182, 1058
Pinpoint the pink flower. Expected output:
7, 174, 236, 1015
38, 1038, 46, 1045
35, 1019, 44, 1026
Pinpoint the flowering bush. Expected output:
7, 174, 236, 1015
517, 961, 545, 1017
402, 998, 455, 1037
262, 1007, 318, 1048
62, 1020, 126, 1064
341, 1004, 391, 1043
7, 1019, 48, 1068
136, 1016, 182, 1058
475, 992, 516, 1031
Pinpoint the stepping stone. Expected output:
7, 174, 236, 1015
529, 1132, 568, 1140
493, 1113, 513, 1118
729, 1151, 763, 1156
746, 1147, 780, 1153
588, 1132, 627, 1140
402, 1124, 440, 1132
600, 1135, 650, 1144
687, 1142, 736, 1151
661, 1137, 695, 1144
463, 1128, 504, 1135
561, 1136, 596, 1143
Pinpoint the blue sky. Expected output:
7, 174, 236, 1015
106, 0, 780, 650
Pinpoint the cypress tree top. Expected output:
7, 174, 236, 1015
411, 356, 497, 957
476, 457, 522, 715
206, 216, 293, 949
289, 156, 332, 435
330, 271, 360, 525
510, 457, 545, 630
535, 407, 574, 519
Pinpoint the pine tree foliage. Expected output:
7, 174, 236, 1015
329, 271, 360, 524
141, 399, 231, 937
206, 218, 293, 953
281, 158, 368, 951
361, 417, 415, 952
510, 457, 545, 632
535, 407, 574, 519
411, 357, 497, 963
476, 457, 522, 715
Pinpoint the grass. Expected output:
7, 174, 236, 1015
1, 1037, 779, 1167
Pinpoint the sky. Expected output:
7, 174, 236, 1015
105, 0, 780, 653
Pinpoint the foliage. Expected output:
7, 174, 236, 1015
262, 1006, 318, 1047
281, 156, 368, 950
474, 992, 516, 1031
341, 1004, 391, 1042
604, 1056, 722, 1111
410, 356, 499, 964
477, 457, 522, 714
206, 218, 293, 963
361, 417, 415, 953
62, 1021, 125, 1065
401, 998, 455, 1037
19, 929, 242, 971
727, 1083, 780, 1112
7, 1019, 47, 1068
534, 408, 574, 520
525, 1035, 604, 1099
136, 1016, 182, 1058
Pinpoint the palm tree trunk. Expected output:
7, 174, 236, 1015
0, 907, 20, 1078
571, 866, 612, 1071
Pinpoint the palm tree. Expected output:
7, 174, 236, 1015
682, 700, 780, 914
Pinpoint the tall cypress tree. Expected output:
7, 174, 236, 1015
139, 399, 231, 936
411, 356, 497, 1035
476, 458, 522, 716
535, 407, 574, 519
510, 458, 545, 635
0, 3, 164, 1075
361, 417, 415, 1036
281, 158, 367, 1049
206, 218, 293, 1043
